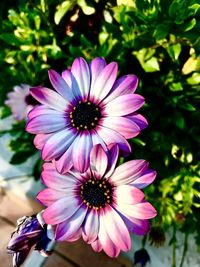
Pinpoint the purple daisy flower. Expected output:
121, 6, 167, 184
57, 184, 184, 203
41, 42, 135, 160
5, 84, 38, 121
37, 144, 157, 258
26, 57, 147, 173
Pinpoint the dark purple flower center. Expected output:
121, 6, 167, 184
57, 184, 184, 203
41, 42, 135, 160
70, 101, 101, 130
25, 94, 39, 106
80, 179, 112, 209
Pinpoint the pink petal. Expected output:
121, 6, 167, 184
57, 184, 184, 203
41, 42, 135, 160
103, 206, 131, 251
82, 209, 99, 244
67, 228, 82, 242
109, 160, 148, 186
72, 131, 92, 173
113, 185, 145, 205
103, 94, 145, 116
71, 57, 90, 99
90, 144, 108, 178
30, 87, 67, 111
55, 145, 73, 174
103, 74, 138, 104
91, 238, 102, 252
131, 169, 157, 189
96, 125, 131, 156
42, 128, 77, 160
114, 201, 157, 220
121, 215, 150, 235
105, 144, 119, 178
26, 114, 67, 134
55, 205, 88, 241
43, 196, 81, 225
33, 133, 53, 150
100, 116, 141, 139
62, 69, 72, 87
90, 129, 108, 152
90, 62, 117, 103
41, 162, 81, 190
48, 69, 74, 101
37, 188, 67, 207
128, 113, 148, 130
89, 57, 106, 99
98, 209, 120, 257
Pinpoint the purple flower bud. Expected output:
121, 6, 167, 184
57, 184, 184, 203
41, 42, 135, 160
133, 248, 150, 267
7, 214, 54, 267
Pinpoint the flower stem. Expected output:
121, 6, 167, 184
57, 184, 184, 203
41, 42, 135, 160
179, 233, 188, 267
172, 225, 177, 267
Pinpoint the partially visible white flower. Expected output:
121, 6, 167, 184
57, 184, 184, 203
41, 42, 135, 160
5, 84, 38, 121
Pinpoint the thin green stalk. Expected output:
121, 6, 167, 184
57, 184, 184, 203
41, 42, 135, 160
172, 225, 177, 267
179, 233, 188, 267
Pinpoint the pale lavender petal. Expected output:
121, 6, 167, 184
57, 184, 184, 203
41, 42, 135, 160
72, 131, 92, 173
55, 205, 88, 241
62, 70, 72, 87
103, 74, 138, 104
90, 144, 108, 178
105, 144, 119, 178
82, 209, 99, 244
103, 205, 131, 251
100, 116, 141, 138
113, 185, 145, 205
89, 57, 106, 99
26, 114, 67, 134
42, 128, 77, 160
98, 209, 120, 257
55, 145, 73, 174
27, 105, 62, 120
48, 69, 74, 101
43, 196, 81, 225
30, 87, 67, 111
96, 125, 131, 156
131, 169, 157, 189
90, 62, 118, 103
41, 162, 81, 190
37, 188, 67, 207
71, 57, 90, 99
128, 113, 148, 130
109, 160, 148, 186
114, 201, 157, 220
33, 133, 53, 150
103, 94, 145, 116
91, 238, 102, 252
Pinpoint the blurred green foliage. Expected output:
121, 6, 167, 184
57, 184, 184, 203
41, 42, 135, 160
0, 0, 200, 264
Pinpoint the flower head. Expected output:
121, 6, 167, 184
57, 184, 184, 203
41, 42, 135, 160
5, 84, 38, 121
37, 144, 157, 257
133, 248, 150, 267
26, 57, 147, 173
7, 214, 54, 267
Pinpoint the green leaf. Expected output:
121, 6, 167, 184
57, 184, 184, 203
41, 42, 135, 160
142, 57, 160, 72
154, 23, 170, 41
167, 43, 181, 61
179, 103, 196, 111
169, 82, 183, 91
10, 150, 35, 165
182, 18, 196, 32
54, 1, 74, 25
173, 112, 185, 129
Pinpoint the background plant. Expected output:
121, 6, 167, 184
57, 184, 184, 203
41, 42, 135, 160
0, 0, 199, 266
